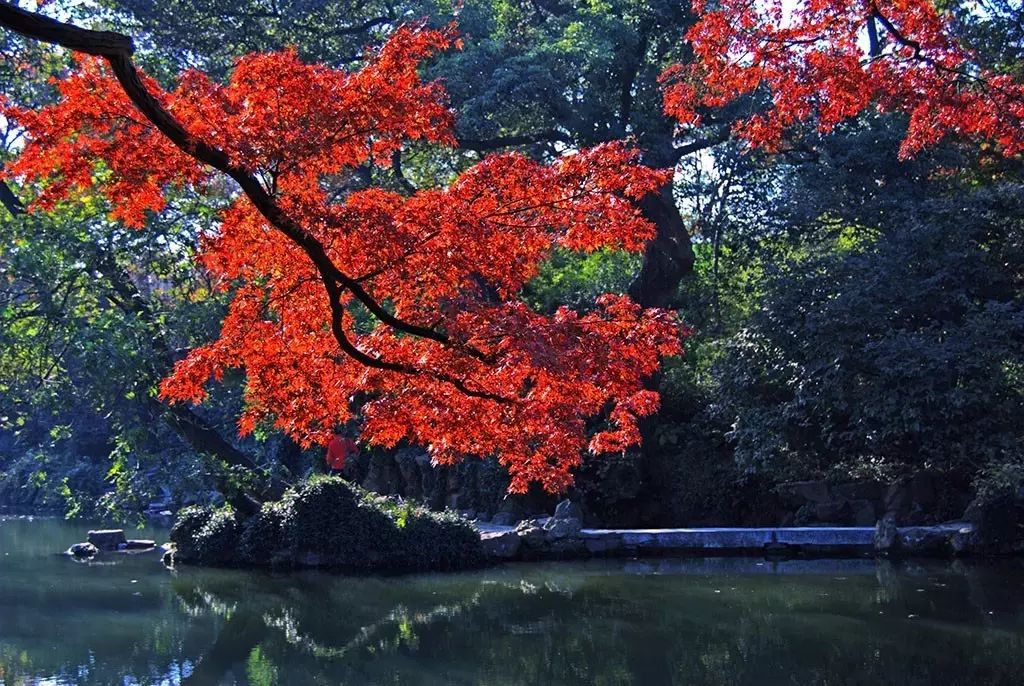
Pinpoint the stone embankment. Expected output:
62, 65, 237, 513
480, 500, 1014, 562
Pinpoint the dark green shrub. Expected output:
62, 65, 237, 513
238, 500, 287, 565
278, 476, 400, 569
715, 193, 1024, 480
972, 453, 1024, 508
170, 504, 240, 565
168, 476, 484, 572
194, 507, 241, 564
169, 504, 215, 561
398, 508, 484, 571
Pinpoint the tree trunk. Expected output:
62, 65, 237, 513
628, 181, 695, 309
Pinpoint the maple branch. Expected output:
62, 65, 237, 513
322, 275, 511, 403
0, 179, 26, 216
304, 15, 395, 39
0, 1, 497, 387
457, 130, 569, 151
0, 2, 131, 55
390, 149, 416, 193
866, 13, 882, 58
669, 125, 732, 161
868, 4, 977, 82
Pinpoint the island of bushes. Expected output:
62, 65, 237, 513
164, 476, 484, 572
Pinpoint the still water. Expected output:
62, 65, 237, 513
1, 516, 1023, 685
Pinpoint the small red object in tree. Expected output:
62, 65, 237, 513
326, 435, 358, 471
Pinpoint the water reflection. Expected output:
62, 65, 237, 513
1, 517, 1023, 685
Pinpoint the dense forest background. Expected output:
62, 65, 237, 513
2, 0, 1023, 527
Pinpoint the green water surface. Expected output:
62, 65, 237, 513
1, 516, 1023, 685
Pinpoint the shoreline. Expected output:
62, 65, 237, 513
478, 521, 1006, 562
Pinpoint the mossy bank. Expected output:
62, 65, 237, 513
165, 476, 484, 572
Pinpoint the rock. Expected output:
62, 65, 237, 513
812, 499, 852, 524
363, 456, 400, 494
490, 512, 518, 526
445, 491, 470, 511
68, 542, 98, 558
950, 525, 975, 555
884, 478, 911, 518
481, 530, 521, 559
87, 529, 127, 551
553, 499, 583, 521
584, 535, 623, 554
835, 481, 885, 503
850, 499, 878, 527
875, 513, 900, 552
491, 497, 528, 526
543, 517, 582, 541
777, 480, 831, 507
899, 527, 953, 556
962, 491, 1024, 555
548, 537, 586, 556
909, 471, 938, 508
395, 450, 425, 499
124, 539, 156, 551
515, 518, 548, 548
884, 471, 944, 525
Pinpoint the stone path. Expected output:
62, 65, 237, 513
578, 526, 876, 552
477, 520, 985, 562
478, 525, 878, 557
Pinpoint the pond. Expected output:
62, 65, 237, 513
1, 517, 1023, 685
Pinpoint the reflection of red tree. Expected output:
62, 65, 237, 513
326, 435, 358, 471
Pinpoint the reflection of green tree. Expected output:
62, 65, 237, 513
246, 646, 278, 686
4, 519, 1024, 686
167, 560, 1024, 686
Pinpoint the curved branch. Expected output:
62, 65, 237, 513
457, 130, 569, 151
0, 179, 26, 215
669, 125, 731, 162
0, 2, 130, 55
322, 276, 511, 403
0, 1, 498, 394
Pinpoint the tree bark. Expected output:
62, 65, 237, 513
628, 181, 695, 309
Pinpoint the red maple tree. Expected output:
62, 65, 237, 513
9, 0, 1014, 494
664, 0, 1024, 157
0, 10, 682, 493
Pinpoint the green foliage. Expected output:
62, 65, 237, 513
525, 248, 642, 313
715, 186, 1024, 480
398, 508, 485, 571
973, 453, 1024, 508
245, 646, 279, 686
238, 500, 288, 565
279, 476, 400, 567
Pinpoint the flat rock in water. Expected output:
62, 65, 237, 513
87, 529, 126, 551
68, 542, 98, 558
124, 539, 156, 550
